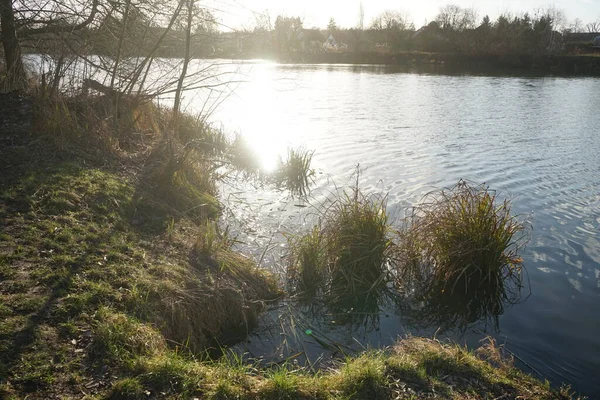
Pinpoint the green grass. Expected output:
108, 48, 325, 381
395, 181, 529, 329
287, 187, 394, 308
337, 353, 389, 399
109, 378, 145, 400
0, 136, 280, 396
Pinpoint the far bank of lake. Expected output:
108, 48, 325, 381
203, 51, 600, 76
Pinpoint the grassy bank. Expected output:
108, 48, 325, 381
0, 90, 580, 399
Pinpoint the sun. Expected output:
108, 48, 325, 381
230, 63, 287, 173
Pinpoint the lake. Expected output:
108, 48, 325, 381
166, 61, 600, 397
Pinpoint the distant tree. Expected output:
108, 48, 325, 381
495, 15, 510, 31
435, 4, 477, 31
252, 11, 272, 32
586, 20, 600, 33
533, 6, 566, 32
522, 13, 532, 29
427, 21, 441, 30
370, 10, 413, 31
192, 8, 217, 35
484, 13, 538, 55
481, 15, 491, 29
566, 18, 584, 34
357, 1, 365, 30
274, 15, 303, 52
327, 18, 338, 32
526, 7, 567, 54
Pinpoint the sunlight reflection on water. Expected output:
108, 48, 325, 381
228, 64, 287, 171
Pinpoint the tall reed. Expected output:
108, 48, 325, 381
287, 187, 395, 306
395, 181, 529, 328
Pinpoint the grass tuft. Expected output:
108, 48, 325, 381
273, 148, 315, 197
287, 187, 394, 308
395, 180, 529, 329
109, 377, 145, 400
336, 353, 389, 400
287, 225, 326, 293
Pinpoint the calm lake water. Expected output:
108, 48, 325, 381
172, 62, 600, 397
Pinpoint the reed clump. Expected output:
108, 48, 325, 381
287, 188, 395, 305
395, 181, 529, 328
272, 148, 315, 197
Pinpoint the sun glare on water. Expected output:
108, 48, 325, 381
232, 63, 289, 172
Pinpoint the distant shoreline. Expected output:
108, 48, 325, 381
23, 49, 600, 77
211, 51, 600, 76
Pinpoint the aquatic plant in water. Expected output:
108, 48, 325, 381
395, 180, 530, 329
287, 186, 396, 309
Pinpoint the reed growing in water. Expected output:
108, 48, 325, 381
395, 181, 529, 328
273, 148, 315, 197
287, 187, 395, 306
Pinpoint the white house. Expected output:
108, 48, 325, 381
324, 34, 337, 46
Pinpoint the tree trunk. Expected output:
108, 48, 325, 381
0, 0, 26, 88
110, 0, 131, 90
172, 0, 194, 122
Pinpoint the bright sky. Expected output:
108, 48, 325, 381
209, 0, 600, 30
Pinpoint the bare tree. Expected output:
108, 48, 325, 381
1, 0, 99, 87
253, 10, 272, 32
586, 20, 600, 33
122, 0, 185, 95
568, 18, 584, 34
357, 1, 364, 30
435, 4, 478, 31
110, 0, 132, 89
173, 0, 195, 121
370, 10, 413, 31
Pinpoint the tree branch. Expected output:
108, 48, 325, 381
19, 0, 99, 37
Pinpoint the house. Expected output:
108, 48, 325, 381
594, 36, 600, 47
324, 34, 337, 46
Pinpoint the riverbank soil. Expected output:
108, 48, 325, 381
0, 90, 581, 399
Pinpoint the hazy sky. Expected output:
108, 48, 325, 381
210, 0, 600, 30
